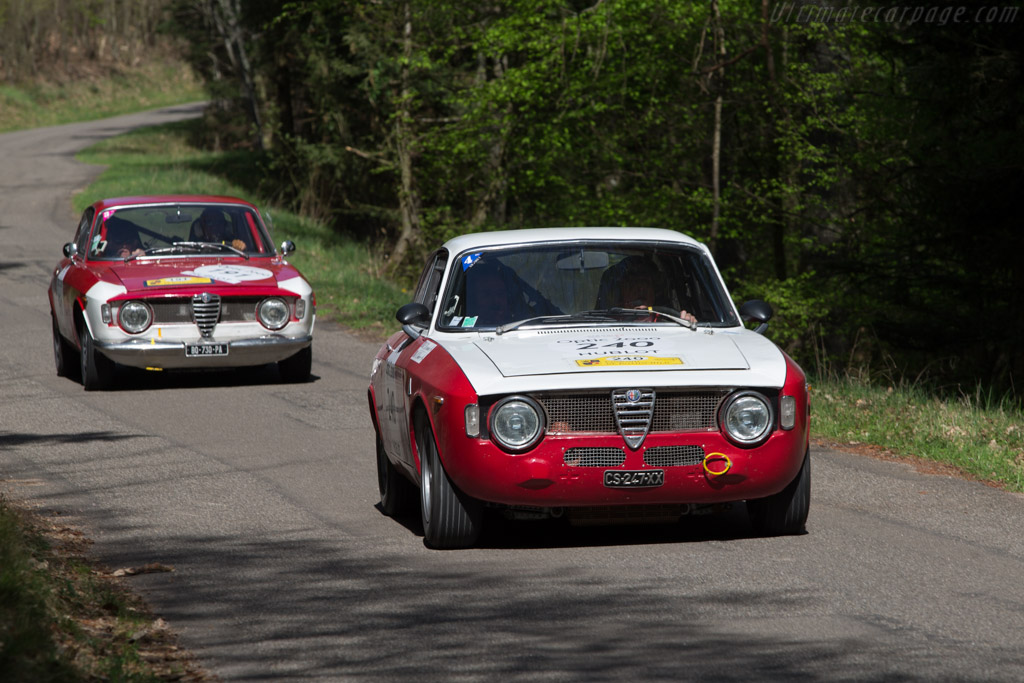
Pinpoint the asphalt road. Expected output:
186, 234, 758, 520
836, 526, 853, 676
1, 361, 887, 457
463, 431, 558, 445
2, 106, 1023, 682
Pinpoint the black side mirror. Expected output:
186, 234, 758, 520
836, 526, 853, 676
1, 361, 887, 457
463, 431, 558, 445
63, 242, 77, 258
396, 302, 431, 340
739, 299, 773, 335
279, 240, 296, 256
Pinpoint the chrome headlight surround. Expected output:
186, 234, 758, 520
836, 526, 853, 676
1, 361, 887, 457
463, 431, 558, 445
257, 297, 290, 330
489, 395, 545, 452
719, 391, 774, 447
117, 300, 153, 334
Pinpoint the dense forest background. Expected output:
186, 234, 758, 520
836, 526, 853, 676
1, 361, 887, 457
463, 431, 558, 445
3, 0, 1021, 398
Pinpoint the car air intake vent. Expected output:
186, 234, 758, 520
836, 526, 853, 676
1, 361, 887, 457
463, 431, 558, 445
612, 388, 655, 450
564, 447, 626, 468
644, 445, 705, 467
192, 293, 221, 338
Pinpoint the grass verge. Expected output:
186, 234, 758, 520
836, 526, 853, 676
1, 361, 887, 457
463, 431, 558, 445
73, 120, 408, 335
0, 495, 209, 681
811, 375, 1024, 492
0, 61, 206, 134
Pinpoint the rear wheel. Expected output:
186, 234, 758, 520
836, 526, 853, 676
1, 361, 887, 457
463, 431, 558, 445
747, 448, 810, 536
278, 345, 312, 383
377, 432, 416, 517
416, 411, 482, 549
79, 323, 114, 391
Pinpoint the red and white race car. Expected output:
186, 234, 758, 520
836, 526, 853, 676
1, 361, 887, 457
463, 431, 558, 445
369, 228, 809, 548
48, 195, 315, 390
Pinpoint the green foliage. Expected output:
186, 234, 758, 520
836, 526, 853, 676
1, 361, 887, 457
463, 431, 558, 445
812, 376, 1024, 493
731, 272, 830, 355
0, 498, 79, 681
165, 0, 1022, 398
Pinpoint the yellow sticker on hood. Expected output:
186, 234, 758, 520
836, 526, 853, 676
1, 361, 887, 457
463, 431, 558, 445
576, 356, 683, 367
145, 276, 214, 287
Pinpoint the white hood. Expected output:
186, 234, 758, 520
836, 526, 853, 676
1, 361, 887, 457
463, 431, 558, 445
433, 326, 788, 396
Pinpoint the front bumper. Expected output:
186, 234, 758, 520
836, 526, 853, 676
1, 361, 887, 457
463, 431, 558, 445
95, 334, 312, 369
436, 429, 807, 508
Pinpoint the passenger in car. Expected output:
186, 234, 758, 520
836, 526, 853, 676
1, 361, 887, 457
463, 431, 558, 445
467, 265, 514, 326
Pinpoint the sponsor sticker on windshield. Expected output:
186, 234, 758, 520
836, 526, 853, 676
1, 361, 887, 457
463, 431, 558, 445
576, 356, 683, 367
461, 253, 482, 270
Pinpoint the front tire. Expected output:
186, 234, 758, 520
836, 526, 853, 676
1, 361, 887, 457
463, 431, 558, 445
278, 345, 312, 383
52, 314, 77, 379
377, 432, 416, 517
79, 323, 114, 391
747, 448, 810, 536
416, 412, 482, 549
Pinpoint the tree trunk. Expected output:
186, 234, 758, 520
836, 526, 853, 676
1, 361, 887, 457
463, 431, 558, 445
709, 0, 727, 257
388, 3, 422, 273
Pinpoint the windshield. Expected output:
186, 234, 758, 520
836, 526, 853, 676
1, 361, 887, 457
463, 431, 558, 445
86, 203, 273, 260
437, 242, 739, 330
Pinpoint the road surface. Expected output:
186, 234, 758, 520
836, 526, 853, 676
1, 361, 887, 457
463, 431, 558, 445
1, 106, 1023, 681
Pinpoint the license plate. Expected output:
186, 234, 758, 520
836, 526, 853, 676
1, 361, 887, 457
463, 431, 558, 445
185, 343, 228, 357
604, 470, 665, 488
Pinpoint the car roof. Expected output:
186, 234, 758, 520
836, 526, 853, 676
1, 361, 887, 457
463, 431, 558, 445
441, 227, 706, 255
90, 195, 260, 212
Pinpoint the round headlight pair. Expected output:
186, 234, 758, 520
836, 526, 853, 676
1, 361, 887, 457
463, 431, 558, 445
257, 297, 291, 330
118, 301, 152, 334
489, 396, 544, 451
720, 391, 775, 446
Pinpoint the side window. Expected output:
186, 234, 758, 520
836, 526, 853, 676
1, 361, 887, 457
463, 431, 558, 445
74, 208, 96, 258
413, 250, 448, 314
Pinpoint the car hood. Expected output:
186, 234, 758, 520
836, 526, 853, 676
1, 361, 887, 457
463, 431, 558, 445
433, 326, 788, 396
104, 258, 302, 294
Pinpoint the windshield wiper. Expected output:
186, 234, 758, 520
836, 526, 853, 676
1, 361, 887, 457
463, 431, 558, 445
495, 308, 696, 335
127, 241, 249, 261
495, 311, 616, 335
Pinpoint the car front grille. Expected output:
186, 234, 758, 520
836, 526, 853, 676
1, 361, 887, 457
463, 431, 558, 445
143, 297, 262, 330
643, 445, 705, 467
538, 390, 728, 434
191, 294, 221, 338
563, 447, 626, 468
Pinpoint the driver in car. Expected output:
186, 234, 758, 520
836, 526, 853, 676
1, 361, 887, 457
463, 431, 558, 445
619, 271, 697, 325
196, 208, 247, 251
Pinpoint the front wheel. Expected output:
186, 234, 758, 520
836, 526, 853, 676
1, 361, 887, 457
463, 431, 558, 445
747, 448, 810, 536
278, 345, 312, 383
52, 314, 77, 379
416, 412, 482, 549
79, 323, 114, 391
377, 432, 416, 517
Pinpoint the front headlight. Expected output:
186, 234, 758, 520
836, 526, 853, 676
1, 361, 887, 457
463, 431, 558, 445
118, 301, 152, 334
257, 297, 290, 330
720, 391, 774, 446
489, 396, 544, 451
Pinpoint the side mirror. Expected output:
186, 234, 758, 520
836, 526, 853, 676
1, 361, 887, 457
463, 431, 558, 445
279, 240, 296, 256
739, 299, 773, 335
396, 302, 431, 340
63, 242, 77, 258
